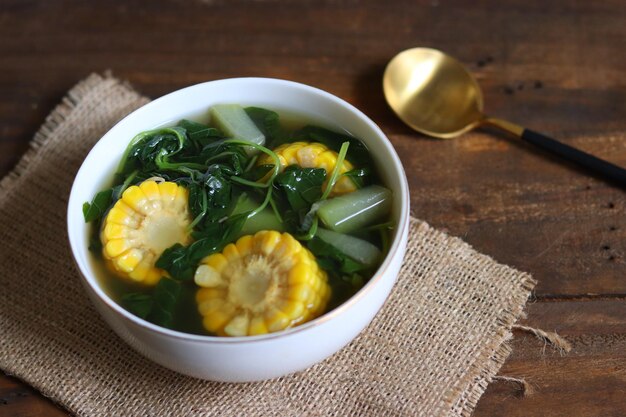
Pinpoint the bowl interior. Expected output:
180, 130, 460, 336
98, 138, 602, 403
67, 77, 409, 341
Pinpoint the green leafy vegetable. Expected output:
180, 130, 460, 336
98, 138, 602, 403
245, 107, 285, 147
156, 214, 248, 281
155, 244, 197, 282
307, 236, 368, 274
82, 189, 113, 223
275, 166, 326, 213
122, 293, 153, 319
242, 164, 274, 183
177, 119, 222, 143
149, 278, 183, 327
122, 278, 182, 328
341, 168, 371, 188
117, 127, 190, 177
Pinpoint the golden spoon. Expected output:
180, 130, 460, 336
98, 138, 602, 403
383, 47, 626, 185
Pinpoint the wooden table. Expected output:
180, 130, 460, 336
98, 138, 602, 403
1, 1, 624, 415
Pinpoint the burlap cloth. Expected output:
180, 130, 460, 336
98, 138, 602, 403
0, 74, 535, 417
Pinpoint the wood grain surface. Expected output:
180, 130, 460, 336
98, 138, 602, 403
1, 0, 625, 416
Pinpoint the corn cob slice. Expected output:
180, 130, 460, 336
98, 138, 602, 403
258, 141, 356, 195
195, 231, 331, 336
101, 180, 192, 285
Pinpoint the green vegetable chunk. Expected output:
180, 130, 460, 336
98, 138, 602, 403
317, 185, 392, 233
315, 228, 381, 267
232, 193, 284, 235
210, 104, 265, 154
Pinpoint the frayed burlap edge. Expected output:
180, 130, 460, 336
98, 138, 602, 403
443, 238, 535, 416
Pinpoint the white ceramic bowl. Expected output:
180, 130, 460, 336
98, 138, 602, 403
67, 78, 410, 382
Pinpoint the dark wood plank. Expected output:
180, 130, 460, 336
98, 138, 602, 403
0, 0, 625, 415
0, 374, 67, 417
475, 298, 626, 417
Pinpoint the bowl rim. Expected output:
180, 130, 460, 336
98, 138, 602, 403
67, 77, 410, 344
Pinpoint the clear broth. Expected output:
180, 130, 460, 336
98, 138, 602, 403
91, 106, 391, 336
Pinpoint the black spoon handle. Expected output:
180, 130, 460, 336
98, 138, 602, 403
521, 128, 626, 186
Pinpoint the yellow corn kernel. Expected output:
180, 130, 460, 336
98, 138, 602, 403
259, 230, 281, 256
139, 180, 161, 201
158, 181, 178, 206
203, 253, 229, 273
273, 233, 301, 258
106, 205, 140, 228
222, 244, 240, 262
104, 239, 132, 258
248, 316, 269, 335
196, 287, 227, 304
194, 264, 225, 288
172, 186, 189, 212
141, 181, 164, 212
235, 235, 254, 255
202, 304, 236, 333
100, 180, 192, 285
115, 248, 144, 273
288, 284, 312, 302
278, 299, 305, 321
223, 314, 250, 337
258, 141, 356, 196
265, 307, 291, 333
102, 223, 130, 240
144, 269, 162, 285
198, 298, 228, 316
122, 186, 151, 215
195, 231, 330, 336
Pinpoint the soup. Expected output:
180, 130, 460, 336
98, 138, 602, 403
83, 104, 393, 337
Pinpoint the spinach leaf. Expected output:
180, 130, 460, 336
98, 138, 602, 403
245, 107, 285, 146
243, 164, 273, 182
156, 244, 197, 282
307, 236, 368, 274
122, 293, 153, 319
116, 127, 189, 178
88, 233, 103, 252
201, 165, 234, 222
307, 236, 370, 308
184, 164, 238, 228
341, 168, 371, 188
82, 189, 113, 223
187, 182, 208, 223
199, 141, 248, 174
156, 214, 248, 281
177, 119, 222, 143
149, 278, 182, 328
293, 125, 372, 167
122, 278, 183, 328
187, 213, 248, 261
274, 166, 326, 213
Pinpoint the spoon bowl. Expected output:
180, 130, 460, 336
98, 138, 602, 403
382, 47, 626, 187
383, 48, 485, 138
